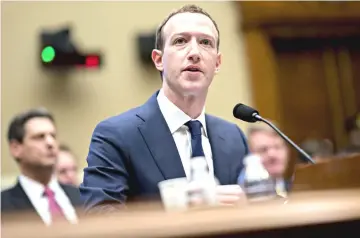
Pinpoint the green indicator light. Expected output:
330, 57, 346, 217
41, 46, 55, 63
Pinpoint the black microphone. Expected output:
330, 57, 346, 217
233, 103, 315, 164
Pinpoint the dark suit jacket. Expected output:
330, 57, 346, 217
1, 181, 83, 216
80, 91, 249, 212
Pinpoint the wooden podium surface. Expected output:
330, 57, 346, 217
292, 154, 360, 191
3, 189, 360, 238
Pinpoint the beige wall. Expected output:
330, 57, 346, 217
1, 2, 252, 187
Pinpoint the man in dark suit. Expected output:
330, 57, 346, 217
1, 108, 83, 225
80, 4, 249, 213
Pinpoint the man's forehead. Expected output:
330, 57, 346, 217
250, 130, 275, 139
163, 12, 218, 39
25, 117, 55, 133
58, 151, 76, 162
249, 131, 280, 143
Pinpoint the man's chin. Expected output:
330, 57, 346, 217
267, 167, 285, 178
181, 84, 208, 97
38, 160, 56, 169
182, 89, 201, 97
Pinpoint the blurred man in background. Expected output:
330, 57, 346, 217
300, 138, 334, 162
239, 123, 290, 193
339, 112, 360, 156
1, 108, 83, 225
81, 4, 248, 213
55, 144, 79, 187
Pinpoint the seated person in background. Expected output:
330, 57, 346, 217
1, 108, 83, 226
55, 144, 79, 187
300, 138, 334, 162
348, 127, 360, 148
337, 145, 360, 157
238, 123, 291, 193
339, 115, 360, 156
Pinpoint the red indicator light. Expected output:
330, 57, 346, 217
85, 56, 100, 67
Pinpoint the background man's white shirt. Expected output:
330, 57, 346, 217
19, 175, 78, 226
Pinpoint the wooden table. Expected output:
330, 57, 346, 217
2, 189, 360, 238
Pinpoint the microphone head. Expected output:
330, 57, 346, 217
233, 103, 260, 123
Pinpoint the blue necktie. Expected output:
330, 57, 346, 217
186, 120, 205, 157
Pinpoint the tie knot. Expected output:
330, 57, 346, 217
186, 120, 202, 137
44, 187, 55, 198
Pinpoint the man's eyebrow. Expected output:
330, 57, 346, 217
170, 32, 216, 41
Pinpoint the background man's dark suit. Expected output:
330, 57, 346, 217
1, 181, 83, 214
80, 91, 249, 212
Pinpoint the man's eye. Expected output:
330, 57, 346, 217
201, 39, 212, 46
34, 134, 45, 140
174, 38, 186, 44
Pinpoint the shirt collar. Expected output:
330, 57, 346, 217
157, 89, 208, 136
19, 174, 60, 197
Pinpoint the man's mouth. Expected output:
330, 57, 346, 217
185, 68, 200, 72
183, 66, 202, 73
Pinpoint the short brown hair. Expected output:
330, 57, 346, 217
7, 107, 55, 143
247, 122, 279, 138
155, 4, 220, 51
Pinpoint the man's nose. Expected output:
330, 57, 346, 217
45, 135, 56, 148
267, 147, 279, 158
187, 40, 201, 62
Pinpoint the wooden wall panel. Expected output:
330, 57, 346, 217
323, 48, 348, 149
236, 1, 360, 182
237, 2, 360, 28
272, 39, 335, 145
348, 45, 360, 114
243, 30, 282, 123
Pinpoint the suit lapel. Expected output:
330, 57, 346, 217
11, 181, 37, 211
206, 115, 232, 185
137, 92, 186, 180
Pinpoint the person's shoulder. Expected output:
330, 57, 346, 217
95, 92, 160, 134
1, 182, 22, 195
96, 90, 160, 129
206, 114, 238, 128
94, 106, 143, 132
103, 106, 141, 125
1, 185, 16, 196
206, 114, 247, 137
1, 185, 19, 207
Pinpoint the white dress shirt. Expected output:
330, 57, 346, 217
157, 89, 214, 179
275, 178, 288, 197
18, 175, 78, 226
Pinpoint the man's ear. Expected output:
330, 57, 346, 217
9, 140, 22, 162
215, 52, 222, 74
151, 49, 163, 72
